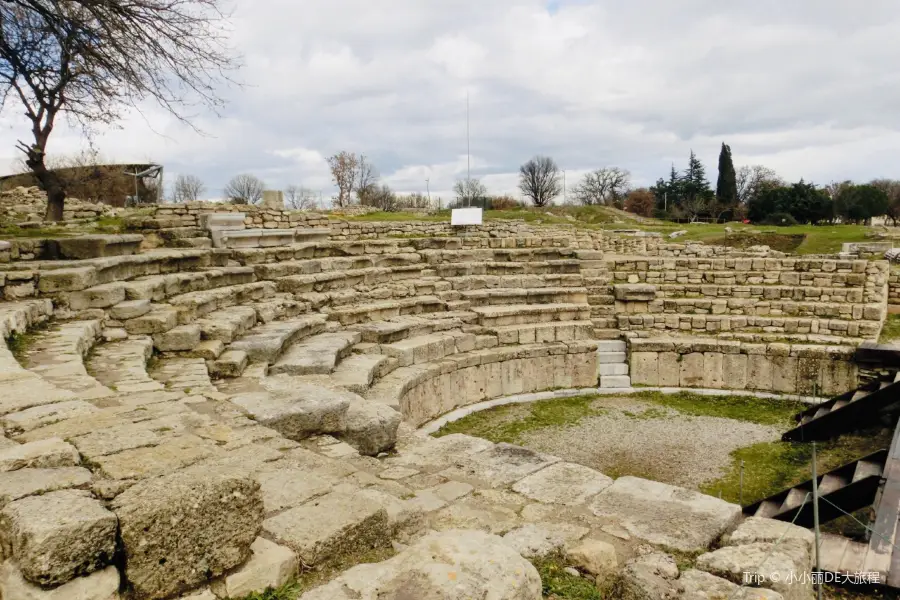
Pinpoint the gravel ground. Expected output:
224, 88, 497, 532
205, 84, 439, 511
517, 396, 782, 489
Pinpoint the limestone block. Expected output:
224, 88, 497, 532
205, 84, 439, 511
679, 353, 705, 388
109, 299, 151, 320
748, 355, 774, 392
589, 476, 741, 553
618, 552, 679, 600
0, 562, 119, 600
439, 443, 559, 488
696, 541, 811, 600
193, 340, 225, 361
724, 517, 814, 553
210, 537, 297, 599
565, 538, 618, 577
678, 569, 784, 599
0, 467, 92, 508
657, 352, 680, 387
67, 283, 126, 311
230, 379, 350, 441
152, 324, 201, 352
512, 462, 612, 506
0, 438, 79, 472
297, 529, 541, 600
703, 352, 725, 389
112, 465, 263, 600
124, 307, 178, 335
771, 356, 798, 394
502, 523, 588, 558
262, 491, 390, 566
0, 490, 117, 586
630, 352, 659, 386
336, 400, 401, 456
723, 353, 748, 390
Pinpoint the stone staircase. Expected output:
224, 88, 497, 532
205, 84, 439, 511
597, 339, 631, 389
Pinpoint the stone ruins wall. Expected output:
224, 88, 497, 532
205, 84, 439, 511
0, 186, 115, 223
889, 265, 900, 310
629, 338, 857, 396
127, 203, 329, 230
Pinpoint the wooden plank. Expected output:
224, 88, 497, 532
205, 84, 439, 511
876, 419, 900, 587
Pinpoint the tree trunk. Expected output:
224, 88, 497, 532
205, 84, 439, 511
31, 160, 66, 222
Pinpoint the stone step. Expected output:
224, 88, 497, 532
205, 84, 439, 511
229, 315, 329, 363
122, 305, 179, 336
85, 336, 164, 394
275, 267, 422, 295
597, 351, 627, 364
485, 320, 594, 345
471, 303, 591, 327
441, 273, 584, 291
330, 354, 398, 394
380, 331, 476, 367
431, 260, 581, 278
209, 350, 249, 378
237, 247, 422, 270
270, 332, 361, 376
617, 313, 881, 340
122, 267, 256, 302
420, 248, 579, 264
598, 363, 629, 376
197, 306, 258, 343
150, 357, 215, 393
168, 281, 277, 323
324, 296, 447, 326
600, 375, 632, 389
461, 287, 589, 307
19, 320, 113, 400
251, 295, 308, 323
350, 314, 468, 344
596, 340, 626, 353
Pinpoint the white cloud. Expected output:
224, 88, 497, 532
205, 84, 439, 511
3, 0, 900, 202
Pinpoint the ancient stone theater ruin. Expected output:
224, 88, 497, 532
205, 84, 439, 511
0, 195, 895, 599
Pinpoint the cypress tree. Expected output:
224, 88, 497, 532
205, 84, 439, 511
715, 142, 738, 206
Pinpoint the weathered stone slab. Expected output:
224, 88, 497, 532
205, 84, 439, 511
512, 462, 612, 505
209, 537, 297, 599
696, 542, 811, 600
298, 529, 542, 600
92, 435, 218, 480
0, 562, 119, 600
619, 551, 679, 600
724, 517, 815, 553
256, 465, 335, 514
152, 323, 201, 351
501, 523, 588, 558
588, 476, 741, 552
112, 465, 263, 600
0, 468, 92, 508
262, 491, 390, 566
0, 438, 79, 472
565, 538, 618, 577
231, 379, 350, 441
678, 569, 784, 599
336, 399, 400, 456
0, 490, 116, 586
439, 443, 560, 488
269, 332, 360, 375
2, 400, 98, 435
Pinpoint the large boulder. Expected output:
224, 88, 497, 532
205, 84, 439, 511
112, 464, 263, 600
299, 529, 542, 600
618, 551, 679, 600
696, 542, 812, 600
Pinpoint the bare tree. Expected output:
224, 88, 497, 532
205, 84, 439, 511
453, 178, 488, 206
171, 175, 205, 203
0, 0, 238, 221
736, 165, 784, 205
359, 184, 397, 211
327, 151, 360, 207
519, 156, 561, 207
284, 185, 318, 210
871, 179, 900, 226
224, 174, 265, 205
571, 167, 631, 206
355, 155, 379, 203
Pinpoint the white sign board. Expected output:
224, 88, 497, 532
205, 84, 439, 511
451, 207, 483, 226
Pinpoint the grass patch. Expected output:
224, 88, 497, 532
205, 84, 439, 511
880, 314, 900, 343
533, 555, 604, 599
434, 394, 606, 443
0, 225, 74, 238
703, 427, 892, 505
91, 215, 126, 233
235, 581, 302, 600
707, 232, 806, 253
633, 391, 806, 427
6, 322, 51, 363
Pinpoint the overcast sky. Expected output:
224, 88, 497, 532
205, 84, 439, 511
2, 0, 900, 202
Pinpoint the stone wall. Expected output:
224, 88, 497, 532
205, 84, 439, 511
126, 203, 329, 230
628, 338, 857, 396
890, 266, 900, 311
0, 186, 116, 224
395, 342, 598, 427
